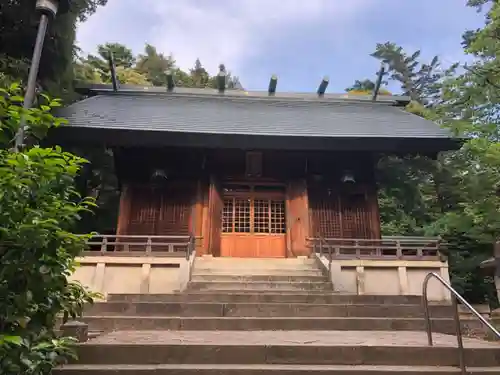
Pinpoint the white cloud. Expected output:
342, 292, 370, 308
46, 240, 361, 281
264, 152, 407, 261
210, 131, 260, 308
77, 0, 372, 74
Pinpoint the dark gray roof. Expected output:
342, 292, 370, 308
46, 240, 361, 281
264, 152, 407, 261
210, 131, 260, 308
59, 92, 453, 140
75, 83, 411, 104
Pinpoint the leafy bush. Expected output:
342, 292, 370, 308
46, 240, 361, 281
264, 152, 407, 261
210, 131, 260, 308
0, 84, 99, 374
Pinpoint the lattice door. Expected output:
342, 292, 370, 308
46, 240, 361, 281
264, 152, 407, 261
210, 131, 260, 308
222, 198, 286, 234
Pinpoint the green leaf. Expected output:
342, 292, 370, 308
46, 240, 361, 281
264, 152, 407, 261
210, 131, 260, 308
0, 335, 22, 346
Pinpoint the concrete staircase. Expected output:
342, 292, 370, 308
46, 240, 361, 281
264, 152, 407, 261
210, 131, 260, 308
56, 257, 500, 374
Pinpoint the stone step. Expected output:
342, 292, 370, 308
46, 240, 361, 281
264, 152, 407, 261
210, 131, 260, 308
193, 265, 321, 272
187, 281, 333, 292
85, 302, 452, 318
106, 293, 426, 305
81, 315, 462, 333
190, 274, 329, 282
195, 257, 317, 265
74, 331, 500, 367
54, 363, 500, 375
191, 269, 324, 276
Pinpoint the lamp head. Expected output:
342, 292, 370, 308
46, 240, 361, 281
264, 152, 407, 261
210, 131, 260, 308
36, 0, 71, 17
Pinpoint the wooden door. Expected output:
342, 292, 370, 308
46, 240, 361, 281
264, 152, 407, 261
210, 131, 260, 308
220, 184, 287, 258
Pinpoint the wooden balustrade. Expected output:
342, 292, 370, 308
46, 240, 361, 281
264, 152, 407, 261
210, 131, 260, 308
309, 236, 444, 260
82, 235, 195, 257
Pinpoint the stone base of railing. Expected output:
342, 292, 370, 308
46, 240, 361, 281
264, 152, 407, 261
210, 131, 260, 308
313, 253, 451, 301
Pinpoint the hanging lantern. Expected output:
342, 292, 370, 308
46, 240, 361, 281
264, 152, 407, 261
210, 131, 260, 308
341, 171, 356, 184
151, 168, 168, 183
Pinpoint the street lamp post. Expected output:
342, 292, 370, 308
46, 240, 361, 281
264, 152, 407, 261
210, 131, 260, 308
14, 0, 70, 151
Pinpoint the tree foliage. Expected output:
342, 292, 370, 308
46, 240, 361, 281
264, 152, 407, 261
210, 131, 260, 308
371, 42, 458, 104
0, 84, 99, 374
345, 78, 392, 95
136, 44, 176, 86
366, 2, 500, 304
0, 0, 108, 99
73, 43, 243, 89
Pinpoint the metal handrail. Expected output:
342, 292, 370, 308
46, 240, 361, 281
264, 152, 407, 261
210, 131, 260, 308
422, 272, 500, 375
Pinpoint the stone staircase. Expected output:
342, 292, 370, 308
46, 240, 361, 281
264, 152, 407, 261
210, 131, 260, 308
55, 257, 500, 374
187, 256, 334, 292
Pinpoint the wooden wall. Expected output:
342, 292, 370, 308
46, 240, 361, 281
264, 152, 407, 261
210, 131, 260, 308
116, 183, 197, 238
308, 184, 381, 239
114, 147, 382, 255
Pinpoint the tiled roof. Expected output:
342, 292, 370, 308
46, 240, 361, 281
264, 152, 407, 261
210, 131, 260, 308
59, 92, 454, 140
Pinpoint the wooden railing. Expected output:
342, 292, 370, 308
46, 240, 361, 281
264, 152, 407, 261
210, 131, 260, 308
82, 235, 196, 258
309, 236, 443, 260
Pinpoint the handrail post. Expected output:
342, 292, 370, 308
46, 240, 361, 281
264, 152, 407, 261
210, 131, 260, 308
451, 295, 466, 374
422, 272, 500, 375
422, 274, 433, 346
100, 236, 107, 254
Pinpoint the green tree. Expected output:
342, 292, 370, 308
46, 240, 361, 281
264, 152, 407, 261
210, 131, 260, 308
189, 58, 211, 88
346, 79, 376, 92
372, 1, 500, 304
94, 42, 136, 68
136, 44, 176, 86
0, 83, 99, 374
0, 0, 108, 98
345, 78, 391, 95
115, 66, 150, 85
371, 42, 457, 103
73, 59, 104, 84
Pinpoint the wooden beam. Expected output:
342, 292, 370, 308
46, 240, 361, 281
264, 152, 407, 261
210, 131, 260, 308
317, 76, 329, 97
268, 75, 278, 96
372, 62, 385, 101
165, 70, 175, 92
107, 51, 119, 92
217, 64, 226, 93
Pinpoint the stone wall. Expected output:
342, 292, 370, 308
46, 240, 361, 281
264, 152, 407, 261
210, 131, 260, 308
70, 255, 189, 298
315, 256, 451, 301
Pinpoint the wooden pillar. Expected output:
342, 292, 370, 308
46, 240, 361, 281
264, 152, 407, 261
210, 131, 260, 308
116, 184, 131, 236
286, 179, 310, 257
202, 176, 222, 257
192, 180, 206, 254
368, 185, 382, 239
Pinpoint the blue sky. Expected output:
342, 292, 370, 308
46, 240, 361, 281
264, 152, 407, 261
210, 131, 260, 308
77, 0, 485, 93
